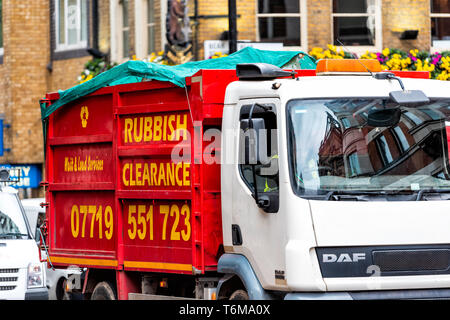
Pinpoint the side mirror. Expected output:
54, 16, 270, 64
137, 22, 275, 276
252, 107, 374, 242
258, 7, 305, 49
240, 118, 266, 164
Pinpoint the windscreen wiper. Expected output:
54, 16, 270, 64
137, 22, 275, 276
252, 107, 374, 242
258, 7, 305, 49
415, 188, 450, 201
323, 189, 414, 201
324, 190, 383, 201
0, 233, 29, 239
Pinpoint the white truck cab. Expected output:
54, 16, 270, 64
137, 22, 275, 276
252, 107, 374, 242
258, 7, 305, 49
0, 170, 48, 300
218, 61, 450, 299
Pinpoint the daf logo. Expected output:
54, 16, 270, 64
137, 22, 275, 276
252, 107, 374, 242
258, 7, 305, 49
323, 253, 366, 263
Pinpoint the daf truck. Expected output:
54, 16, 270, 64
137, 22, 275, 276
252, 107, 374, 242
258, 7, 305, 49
40, 57, 450, 300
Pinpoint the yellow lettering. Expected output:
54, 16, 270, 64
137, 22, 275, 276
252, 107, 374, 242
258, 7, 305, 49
129, 163, 136, 186
163, 115, 168, 141
160, 205, 169, 240
176, 114, 187, 140
143, 117, 153, 142
123, 163, 130, 186
154, 116, 162, 141
175, 163, 183, 186
133, 117, 143, 143
143, 163, 150, 186
166, 163, 175, 186
167, 115, 176, 141
124, 118, 133, 143
183, 163, 190, 186
158, 163, 166, 186
150, 163, 158, 185
135, 163, 142, 186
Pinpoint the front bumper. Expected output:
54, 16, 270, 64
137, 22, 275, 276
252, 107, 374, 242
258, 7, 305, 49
25, 287, 49, 300
285, 288, 450, 300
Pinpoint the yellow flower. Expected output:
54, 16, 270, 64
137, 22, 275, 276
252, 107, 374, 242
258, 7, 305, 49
382, 48, 390, 57
327, 44, 337, 53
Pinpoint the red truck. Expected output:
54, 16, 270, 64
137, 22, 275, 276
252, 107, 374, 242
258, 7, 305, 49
41, 58, 450, 300
41, 67, 256, 300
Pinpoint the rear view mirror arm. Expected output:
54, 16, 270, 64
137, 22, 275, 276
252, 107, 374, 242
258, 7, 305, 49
374, 72, 405, 91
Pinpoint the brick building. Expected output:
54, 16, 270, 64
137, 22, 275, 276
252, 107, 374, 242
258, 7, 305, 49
0, 0, 448, 197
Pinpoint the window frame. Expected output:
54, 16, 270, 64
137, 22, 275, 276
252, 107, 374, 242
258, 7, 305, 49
430, 0, 450, 51
238, 102, 279, 195
331, 0, 382, 55
135, 0, 157, 59
54, 0, 89, 52
110, 0, 132, 62
255, 0, 308, 52
0, 0, 3, 57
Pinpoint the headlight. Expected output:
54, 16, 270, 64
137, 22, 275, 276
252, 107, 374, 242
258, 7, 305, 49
27, 263, 44, 288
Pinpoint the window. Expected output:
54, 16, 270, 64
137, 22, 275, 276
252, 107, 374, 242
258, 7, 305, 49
392, 126, 410, 153
404, 111, 423, 126
332, 0, 381, 50
257, 0, 307, 49
121, 0, 130, 59
146, 0, 156, 55
239, 104, 279, 195
431, 0, 450, 50
0, 0, 3, 56
377, 135, 394, 166
55, 0, 88, 51
135, 0, 157, 59
348, 152, 362, 176
341, 117, 351, 129
111, 0, 132, 62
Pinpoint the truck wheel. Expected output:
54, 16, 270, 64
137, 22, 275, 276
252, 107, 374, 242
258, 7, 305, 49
91, 281, 117, 300
229, 289, 249, 300
55, 278, 66, 300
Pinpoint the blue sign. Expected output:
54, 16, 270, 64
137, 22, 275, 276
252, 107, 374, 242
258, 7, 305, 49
0, 164, 42, 188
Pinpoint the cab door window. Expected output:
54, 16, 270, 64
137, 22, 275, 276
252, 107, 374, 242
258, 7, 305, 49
238, 104, 279, 196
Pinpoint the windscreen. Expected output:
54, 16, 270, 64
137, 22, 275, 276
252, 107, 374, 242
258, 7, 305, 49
287, 98, 450, 199
0, 192, 30, 239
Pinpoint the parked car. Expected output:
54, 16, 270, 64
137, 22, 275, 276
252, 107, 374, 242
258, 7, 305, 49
0, 175, 48, 300
21, 197, 82, 300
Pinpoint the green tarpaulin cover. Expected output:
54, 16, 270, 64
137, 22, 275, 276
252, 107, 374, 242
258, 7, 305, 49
40, 47, 316, 120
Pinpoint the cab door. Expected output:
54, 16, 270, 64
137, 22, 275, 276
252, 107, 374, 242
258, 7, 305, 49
227, 98, 287, 290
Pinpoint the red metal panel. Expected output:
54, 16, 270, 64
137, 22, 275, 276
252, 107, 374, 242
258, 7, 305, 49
391, 70, 429, 79
52, 191, 116, 254
47, 91, 116, 266
53, 143, 113, 184
121, 199, 193, 274
52, 94, 113, 138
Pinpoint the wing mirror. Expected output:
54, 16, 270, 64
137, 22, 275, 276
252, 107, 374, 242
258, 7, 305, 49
240, 118, 266, 165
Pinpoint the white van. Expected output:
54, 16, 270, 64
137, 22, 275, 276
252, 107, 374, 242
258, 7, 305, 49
21, 197, 83, 300
0, 182, 48, 300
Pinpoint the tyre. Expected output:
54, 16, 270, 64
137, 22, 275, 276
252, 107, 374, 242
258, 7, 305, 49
229, 289, 249, 300
91, 281, 117, 300
55, 278, 66, 300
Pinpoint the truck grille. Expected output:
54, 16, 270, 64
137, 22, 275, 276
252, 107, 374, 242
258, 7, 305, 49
0, 268, 19, 291
373, 249, 450, 272
0, 269, 19, 273
0, 286, 16, 291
